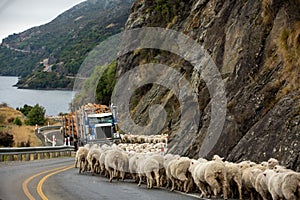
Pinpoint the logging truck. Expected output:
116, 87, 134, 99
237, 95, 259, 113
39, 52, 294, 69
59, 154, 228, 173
61, 103, 120, 147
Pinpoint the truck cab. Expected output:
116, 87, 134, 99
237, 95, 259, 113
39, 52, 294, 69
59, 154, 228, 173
85, 111, 120, 143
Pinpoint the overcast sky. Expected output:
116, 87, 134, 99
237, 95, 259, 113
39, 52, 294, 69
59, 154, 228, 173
0, 0, 87, 42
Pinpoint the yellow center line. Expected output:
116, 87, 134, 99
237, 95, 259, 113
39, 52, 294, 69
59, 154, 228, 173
22, 165, 72, 200
37, 165, 73, 200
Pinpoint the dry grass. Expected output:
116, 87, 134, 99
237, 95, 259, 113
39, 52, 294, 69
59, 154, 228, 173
0, 106, 42, 147
276, 21, 300, 99
10, 125, 42, 146
261, 0, 274, 24
0, 106, 23, 122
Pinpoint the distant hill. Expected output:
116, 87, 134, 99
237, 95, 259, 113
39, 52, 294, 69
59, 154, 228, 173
0, 0, 133, 89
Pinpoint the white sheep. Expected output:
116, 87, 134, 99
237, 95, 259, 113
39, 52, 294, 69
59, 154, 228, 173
280, 171, 300, 200
267, 158, 279, 169
254, 169, 270, 200
75, 146, 89, 173
164, 154, 180, 188
136, 154, 160, 189
148, 153, 165, 187
189, 159, 228, 199
241, 163, 266, 200
86, 147, 101, 175
104, 149, 129, 182
128, 152, 143, 182
264, 169, 285, 200
168, 157, 192, 193
212, 155, 242, 200
225, 161, 243, 200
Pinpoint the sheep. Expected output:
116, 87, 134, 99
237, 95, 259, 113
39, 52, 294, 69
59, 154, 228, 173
280, 171, 300, 200
212, 155, 242, 200
267, 158, 279, 169
75, 146, 89, 173
148, 153, 165, 187
164, 154, 180, 189
128, 152, 143, 182
169, 157, 193, 193
264, 169, 285, 200
274, 165, 294, 173
86, 146, 101, 175
241, 163, 266, 200
224, 161, 243, 200
136, 154, 160, 189
254, 169, 271, 200
189, 159, 228, 199
104, 149, 129, 182
99, 148, 110, 177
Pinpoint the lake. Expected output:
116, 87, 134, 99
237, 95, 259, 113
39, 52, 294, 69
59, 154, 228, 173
0, 76, 73, 116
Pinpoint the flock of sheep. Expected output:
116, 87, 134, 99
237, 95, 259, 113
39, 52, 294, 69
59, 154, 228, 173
74, 134, 300, 200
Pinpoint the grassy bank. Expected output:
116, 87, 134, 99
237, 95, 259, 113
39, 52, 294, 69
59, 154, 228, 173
0, 104, 43, 147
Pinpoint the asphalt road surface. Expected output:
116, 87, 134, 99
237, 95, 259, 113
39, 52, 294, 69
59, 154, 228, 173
0, 158, 207, 200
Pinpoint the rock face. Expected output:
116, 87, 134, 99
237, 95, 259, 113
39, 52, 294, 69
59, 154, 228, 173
116, 0, 300, 171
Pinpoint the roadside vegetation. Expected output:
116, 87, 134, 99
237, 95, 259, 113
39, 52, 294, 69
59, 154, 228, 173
0, 103, 43, 147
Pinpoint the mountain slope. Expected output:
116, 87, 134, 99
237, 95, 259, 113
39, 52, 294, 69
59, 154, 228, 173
0, 0, 133, 89
115, 0, 300, 171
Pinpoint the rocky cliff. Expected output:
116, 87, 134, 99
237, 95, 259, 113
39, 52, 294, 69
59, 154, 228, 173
116, 0, 300, 171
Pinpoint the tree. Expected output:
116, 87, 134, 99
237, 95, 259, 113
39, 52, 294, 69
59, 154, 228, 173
17, 104, 33, 116
13, 117, 22, 126
25, 104, 46, 125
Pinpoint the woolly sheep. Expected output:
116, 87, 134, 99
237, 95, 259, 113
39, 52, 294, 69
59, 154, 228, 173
169, 157, 193, 193
267, 158, 279, 169
136, 154, 160, 189
264, 169, 285, 200
105, 149, 129, 182
164, 154, 180, 188
241, 163, 266, 200
274, 165, 294, 173
99, 148, 110, 177
254, 169, 270, 200
280, 171, 300, 200
75, 146, 89, 173
148, 153, 165, 187
128, 152, 144, 181
212, 155, 242, 199
86, 147, 101, 175
225, 161, 243, 200
189, 159, 228, 199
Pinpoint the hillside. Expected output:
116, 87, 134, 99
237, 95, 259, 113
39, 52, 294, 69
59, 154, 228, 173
115, 0, 300, 171
0, 104, 42, 147
0, 0, 133, 89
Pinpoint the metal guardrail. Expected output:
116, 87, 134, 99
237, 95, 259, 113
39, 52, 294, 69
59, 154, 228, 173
38, 125, 62, 132
0, 146, 75, 162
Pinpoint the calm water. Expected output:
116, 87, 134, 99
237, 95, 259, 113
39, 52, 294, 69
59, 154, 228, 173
0, 76, 73, 116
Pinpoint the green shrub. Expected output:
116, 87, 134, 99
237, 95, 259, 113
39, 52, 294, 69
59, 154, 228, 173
17, 104, 33, 116
13, 117, 22, 126
25, 104, 46, 126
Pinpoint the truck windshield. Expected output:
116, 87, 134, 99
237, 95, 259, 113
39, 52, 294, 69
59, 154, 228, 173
88, 116, 113, 125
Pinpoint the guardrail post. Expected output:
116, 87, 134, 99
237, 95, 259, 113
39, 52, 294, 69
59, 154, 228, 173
39, 152, 44, 160
34, 153, 38, 160
17, 154, 22, 161
0, 154, 3, 162
7, 154, 12, 161
25, 154, 30, 161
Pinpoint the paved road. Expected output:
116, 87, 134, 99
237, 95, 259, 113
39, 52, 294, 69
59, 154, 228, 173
0, 158, 204, 200
43, 129, 64, 146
